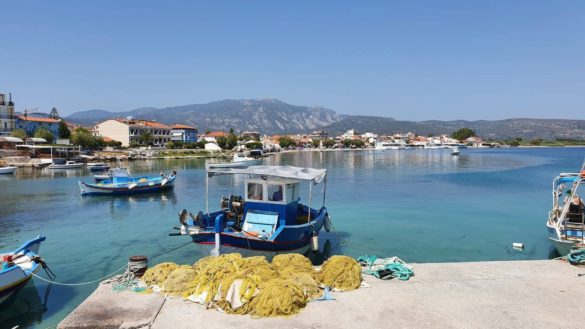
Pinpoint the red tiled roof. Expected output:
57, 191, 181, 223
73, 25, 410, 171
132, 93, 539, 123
205, 131, 227, 138
102, 137, 114, 142
172, 124, 197, 129
16, 116, 59, 123
114, 119, 170, 129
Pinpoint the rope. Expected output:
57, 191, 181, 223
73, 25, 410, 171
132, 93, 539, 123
568, 249, 585, 265
31, 240, 193, 287
357, 254, 414, 281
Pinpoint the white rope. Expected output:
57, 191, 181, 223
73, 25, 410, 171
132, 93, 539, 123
31, 263, 128, 286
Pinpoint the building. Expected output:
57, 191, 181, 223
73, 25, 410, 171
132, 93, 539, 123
240, 131, 260, 140
96, 119, 171, 147
171, 124, 198, 143
0, 93, 15, 136
308, 130, 329, 141
15, 115, 60, 139
201, 131, 227, 143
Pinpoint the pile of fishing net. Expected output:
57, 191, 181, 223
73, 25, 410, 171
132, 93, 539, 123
140, 253, 362, 317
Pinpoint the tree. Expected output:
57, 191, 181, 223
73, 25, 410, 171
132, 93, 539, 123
530, 138, 543, 146
342, 139, 352, 148
166, 141, 175, 149
246, 142, 263, 150
59, 121, 71, 139
451, 128, 476, 141
139, 132, 153, 145
226, 133, 238, 149
216, 136, 227, 149
34, 126, 54, 143
278, 136, 296, 149
322, 139, 335, 148
49, 107, 60, 119
311, 139, 320, 148
11, 129, 27, 139
229, 128, 234, 134
70, 129, 103, 149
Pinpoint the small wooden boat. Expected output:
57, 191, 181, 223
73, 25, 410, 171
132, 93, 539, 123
0, 166, 17, 175
0, 236, 46, 304
171, 165, 332, 254
80, 168, 176, 195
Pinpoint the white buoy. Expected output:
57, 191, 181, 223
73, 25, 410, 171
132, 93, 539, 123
211, 233, 220, 256
324, 215, 332, 232
128, 183, 138, 189
310, 233, 319, 252
512, 242, 524, 250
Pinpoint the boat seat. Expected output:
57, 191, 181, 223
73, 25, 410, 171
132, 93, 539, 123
242, 210, 279, 237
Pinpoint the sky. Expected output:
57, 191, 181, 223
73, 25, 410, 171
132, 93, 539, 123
1, 0, 584, 121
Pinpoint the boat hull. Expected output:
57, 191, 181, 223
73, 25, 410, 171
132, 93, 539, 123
0, 236, 45, 305
0, 167, 17, 175
48, 164, 83, 169
183, 208, 328, 253
79, 178, 175, 196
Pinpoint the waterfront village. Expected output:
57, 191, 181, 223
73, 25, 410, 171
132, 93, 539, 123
0, 92, 499, 165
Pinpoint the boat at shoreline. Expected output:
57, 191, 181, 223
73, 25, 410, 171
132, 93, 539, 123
171, 164, 332, 254
0, 236, 46, 304
206, 153, 262, 168
0, 166, 17, 175
546, 163, 585, 255
451, 147, 460, 155
87, 162, 110, 172
79, 168, 176, 195
47, 159, 83, 170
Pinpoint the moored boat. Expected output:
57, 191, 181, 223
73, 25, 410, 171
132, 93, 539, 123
207, 153, 262, 168
0, 236, 46, 304
79, 169, 176, 195
546, 163, 585, 255
47, 159, 83, 170
0, 166, 17, 175
171, 165, 332, 254
451, 147, 460, 155
87, 162, 110, 172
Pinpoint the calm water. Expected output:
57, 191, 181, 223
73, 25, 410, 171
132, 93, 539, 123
1, 147, 584, 328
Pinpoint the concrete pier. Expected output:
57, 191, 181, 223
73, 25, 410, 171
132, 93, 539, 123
58, 260, 585, 329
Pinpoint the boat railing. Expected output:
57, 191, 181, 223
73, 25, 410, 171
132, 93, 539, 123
558, 177, 585, 244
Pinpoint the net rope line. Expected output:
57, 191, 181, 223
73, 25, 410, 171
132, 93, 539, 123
30, 240, 193, 286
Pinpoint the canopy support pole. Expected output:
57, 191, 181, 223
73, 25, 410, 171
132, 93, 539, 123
322, 176, 327, 207
205, 172, 209, 215
308, 180, 312, 222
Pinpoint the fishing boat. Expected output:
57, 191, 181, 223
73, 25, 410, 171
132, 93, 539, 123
450, 147, 460, 155
207, 153, 262, 169
546, 163, 585, 255
79, 168, 176, 195
0, 166, 17, 175
47, 159, 83, 170
171, 165, 332, 254
87, 162, 110, 172
0, 236, 46, 304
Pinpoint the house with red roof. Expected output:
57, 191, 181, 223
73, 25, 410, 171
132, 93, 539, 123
171, 124, 198, 143
96, 119, 172, 147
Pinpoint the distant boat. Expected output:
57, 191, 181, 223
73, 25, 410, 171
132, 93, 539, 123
87, 162, 110, 172
0, 236, 46, 304
207, 153, 262, 168
451, 147, 460, 155
47, 159, 83, 170
79, 168, 176, 196
0, 166, 17, 175
546, 164, 585, 255
375, 141, 405, 150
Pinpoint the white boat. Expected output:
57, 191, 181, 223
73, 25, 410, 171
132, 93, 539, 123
546, 163, 585, 256
375, 141, 406, 150
48, 160, 84, 170
451, 147, 460, 155
0, 166, 17, 175
87, 162, 110, 172
0, 236, 46, 304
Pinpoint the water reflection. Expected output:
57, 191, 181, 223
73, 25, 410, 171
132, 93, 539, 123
0, 280, 49, 329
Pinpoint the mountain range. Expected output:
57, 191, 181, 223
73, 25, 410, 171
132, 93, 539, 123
65, 99, 585, 140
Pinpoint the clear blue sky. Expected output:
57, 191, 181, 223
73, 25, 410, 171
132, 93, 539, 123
2, 0, 584, 120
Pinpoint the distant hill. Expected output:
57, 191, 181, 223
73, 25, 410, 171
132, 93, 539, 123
322, 116, 585, 140
66, 99, 585, 140
66, 99, 339, 135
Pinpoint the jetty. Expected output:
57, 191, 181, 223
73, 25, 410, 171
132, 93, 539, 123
58, 259, 585, 329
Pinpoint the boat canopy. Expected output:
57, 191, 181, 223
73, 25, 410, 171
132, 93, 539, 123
207, 165, 327, 184
0, 136, 23, 143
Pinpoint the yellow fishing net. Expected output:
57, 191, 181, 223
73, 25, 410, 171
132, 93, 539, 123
140, 253, 361, 317
141, 262, 179, 286
162, 265, 197, 296
247, 278, 306, 317
316, 255, 362, 291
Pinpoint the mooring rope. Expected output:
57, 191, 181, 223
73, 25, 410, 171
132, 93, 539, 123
31, 240, 193, 286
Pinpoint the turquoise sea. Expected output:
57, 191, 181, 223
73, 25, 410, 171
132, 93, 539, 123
1, 147, 584, 328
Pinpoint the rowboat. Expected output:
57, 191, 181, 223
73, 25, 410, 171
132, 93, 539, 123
79, 168, 176, 195
171, 165, 332, 254
0, 236, 46, 304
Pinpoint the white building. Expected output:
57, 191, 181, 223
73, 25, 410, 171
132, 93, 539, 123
0, 93, 15, 136
96, 119, 171, 147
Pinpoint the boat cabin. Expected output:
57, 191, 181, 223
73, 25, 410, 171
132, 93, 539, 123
244, 177, 300, 227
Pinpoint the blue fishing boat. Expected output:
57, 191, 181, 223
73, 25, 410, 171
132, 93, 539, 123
0, 236, 46, 304
171, 165, 332, 254
79, 168, 176, 196
546, 162, 585, 255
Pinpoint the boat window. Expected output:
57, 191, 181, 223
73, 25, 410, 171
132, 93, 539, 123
268, 184, 283, 202
247, 182, 264, 201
